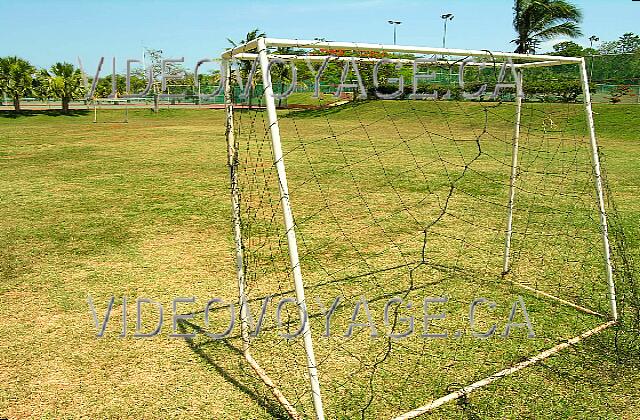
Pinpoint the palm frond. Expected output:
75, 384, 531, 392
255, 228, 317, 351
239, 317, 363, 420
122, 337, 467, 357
512, 0, 583, 53
533, 21, 583, 41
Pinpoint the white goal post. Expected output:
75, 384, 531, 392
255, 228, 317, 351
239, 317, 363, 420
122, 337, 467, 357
222, 38, 618, 420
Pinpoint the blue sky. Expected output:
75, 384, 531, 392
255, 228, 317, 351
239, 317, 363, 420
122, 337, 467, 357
0, 0, 638, 73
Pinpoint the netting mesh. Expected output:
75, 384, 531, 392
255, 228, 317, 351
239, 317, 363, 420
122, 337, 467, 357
227, 50, 614, 419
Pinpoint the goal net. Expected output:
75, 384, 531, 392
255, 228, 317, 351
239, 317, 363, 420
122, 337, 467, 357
220, 38, 619, 419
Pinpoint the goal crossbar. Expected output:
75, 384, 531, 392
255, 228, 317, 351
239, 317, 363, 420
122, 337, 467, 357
222, 37, 583, 67
232, 54, 573, 71
232, 53, 501, 67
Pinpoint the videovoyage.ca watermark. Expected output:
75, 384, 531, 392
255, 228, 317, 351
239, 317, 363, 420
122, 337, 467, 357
83, 53, 523, 101
87, 295, 535, 340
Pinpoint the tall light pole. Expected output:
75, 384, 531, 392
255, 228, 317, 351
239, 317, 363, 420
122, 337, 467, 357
388, 20, 401, 45
441, 13, 454, 50
589, 35, 599, 80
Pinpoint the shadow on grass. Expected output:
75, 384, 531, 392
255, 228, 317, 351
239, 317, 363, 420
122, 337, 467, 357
173, 271, 447, 419
183, 260, 456, 340
285, 100, 370, 119
454, 389, 482, 420
177, 320, 291, 419
0, 109, 90, 119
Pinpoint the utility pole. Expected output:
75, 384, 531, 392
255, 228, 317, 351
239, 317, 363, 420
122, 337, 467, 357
441, 13, 454, 50
589, 35, 599, 80
388, 20, 402, 45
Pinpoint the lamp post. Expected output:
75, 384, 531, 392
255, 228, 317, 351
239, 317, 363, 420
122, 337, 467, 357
441, 13, 454, 50
388, 20, 402, 45
589, 35, 599, 80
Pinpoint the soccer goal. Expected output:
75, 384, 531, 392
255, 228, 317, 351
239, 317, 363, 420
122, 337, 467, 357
91, 98, 129, 123
222, 37, 618, 419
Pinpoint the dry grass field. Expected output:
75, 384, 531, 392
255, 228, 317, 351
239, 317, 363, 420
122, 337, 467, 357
1, 102, 639, 418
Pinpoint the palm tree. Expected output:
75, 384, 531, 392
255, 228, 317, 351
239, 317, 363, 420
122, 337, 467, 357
227, 28, 265, 50
32, 68, 52, 102
512, 0, 583, 54
227, 28, 266, 77
40, 62, 84, 113
227, 29, 266, 108
0, 56, 35, 111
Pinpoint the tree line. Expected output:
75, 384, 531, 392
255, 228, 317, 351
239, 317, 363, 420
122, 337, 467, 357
2, 0, 639, 111
0, 49, 216, 112
0, 58, 84, 112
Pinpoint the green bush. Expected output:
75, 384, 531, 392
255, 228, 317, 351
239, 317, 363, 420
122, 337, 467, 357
369, 80, 589, 103
524, 80, 590, 102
